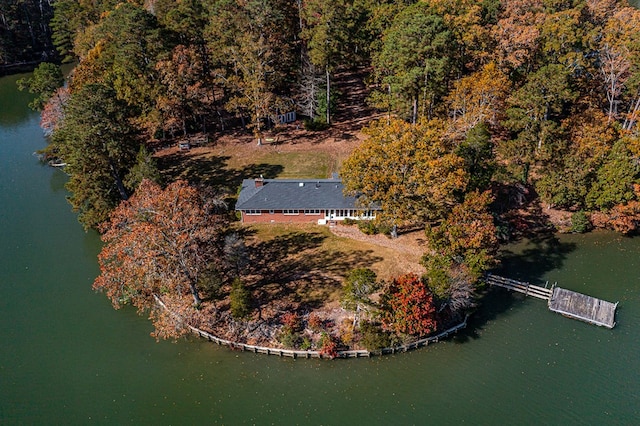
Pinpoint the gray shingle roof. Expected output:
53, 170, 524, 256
235, 178, 377, 211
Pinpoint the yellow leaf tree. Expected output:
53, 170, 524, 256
341, 118, 468, 227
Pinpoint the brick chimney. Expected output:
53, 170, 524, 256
255, 176, 264, 188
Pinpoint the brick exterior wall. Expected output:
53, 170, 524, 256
241, 210, 325, 224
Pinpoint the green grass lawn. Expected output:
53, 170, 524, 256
158, 147, 336, 191
245, 223, 416, 285
226, 151, 334, 179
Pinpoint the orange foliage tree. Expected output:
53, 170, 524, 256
425, 190, 499, 277
592, 184, 640, 234
380, 274, 437, 337
446, 62, 510, 136
341, 118, 468, 226
93, 179, 229, 326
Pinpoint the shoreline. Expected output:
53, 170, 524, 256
154, 294, 468, 359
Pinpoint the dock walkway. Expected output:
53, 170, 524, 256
486, 274, 617, 328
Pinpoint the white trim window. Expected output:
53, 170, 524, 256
283, 209, 299, 215
245, 209, 262, 215
304, 209, 321, 215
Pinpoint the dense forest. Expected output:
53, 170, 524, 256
25, 0, 639, 232
18, 0, 640, 346
0, 0, 56, 70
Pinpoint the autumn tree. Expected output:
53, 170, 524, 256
598, 7, 640, 125
604, 184, 640, 234
539, 3, 588, 69
446, 62, 510, 137
70, 2, 165, 119
341, 118, 467, 227
206, 0, 297, 142
380, 274, 437, 337
93, 179, 230, 336
424, 190, 499, 278
155, 44, 212, 137
491, 0, 544, 72
40, 86, 70, 136
422, 191, 496, 314
428, 0, 493, 69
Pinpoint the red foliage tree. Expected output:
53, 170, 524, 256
93, 179, 229, 335
380, 274, 437, 337
319, 333, 339, 359
281, 312, 302, 332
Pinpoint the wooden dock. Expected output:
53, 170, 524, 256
548, 287, 617, 328
486, 274, 617, 328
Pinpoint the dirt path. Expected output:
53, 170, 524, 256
329, 224, 427, 277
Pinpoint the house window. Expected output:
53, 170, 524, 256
245, 210, 262, 215
305, 209, 321, 215
283, 209, 299, 215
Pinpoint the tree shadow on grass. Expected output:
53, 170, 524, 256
246, 230, 383, 312
157, 152, 283, 193
452, 232, 578, 344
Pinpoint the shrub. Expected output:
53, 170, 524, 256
358, 220, 377, 235
303, 118, 329, 131
339, 318, 355, 346
279, 329, 301, 348
308, 313, 323, 331
571, 210, 592, 233
230, 278, 252, 319
376, 222, 393, 237
343, 218, 357, 226
359, 321, 391, 352
300, 337, 312, 350
281, 312, 302, 332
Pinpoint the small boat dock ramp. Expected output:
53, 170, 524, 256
485, 274, 618, 328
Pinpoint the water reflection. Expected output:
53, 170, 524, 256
496, 234, 577, 284
0, 73, 36, 127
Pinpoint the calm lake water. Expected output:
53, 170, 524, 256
1, 72, 639, 425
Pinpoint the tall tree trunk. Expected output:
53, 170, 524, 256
623, 95, 640, 131
326, 66, 330, 125
108, 159, 129, 201
387, 84, 392, 125
190, 281, 202, 306
412, 97, 418, 125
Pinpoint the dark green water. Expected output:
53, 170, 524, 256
1, 73, 639, 425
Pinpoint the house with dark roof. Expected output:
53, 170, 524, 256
235, 177, 379, 224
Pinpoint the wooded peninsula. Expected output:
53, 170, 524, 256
12, 0, 640, 355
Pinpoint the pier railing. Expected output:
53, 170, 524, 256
485, 274, 553, 301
